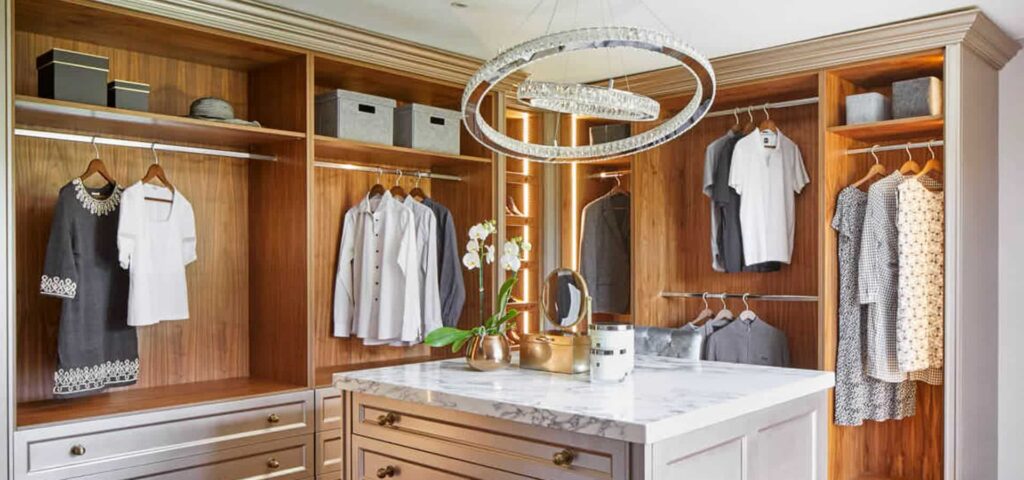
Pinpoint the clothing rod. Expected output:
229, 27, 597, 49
313, 161, 463, 182
846, 140, 945, 155
660, 291, 819, 302
13, 128, 276, 161
704, 97, 820, 119
589, 169, 631, 179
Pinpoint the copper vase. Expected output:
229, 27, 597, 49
465, 334, 511, 371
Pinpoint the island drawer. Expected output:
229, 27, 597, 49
352, 393, 629, 480
14, 390, 315, 479
353, 435, 533, 480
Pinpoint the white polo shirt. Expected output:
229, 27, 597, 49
728, 129, 809, 265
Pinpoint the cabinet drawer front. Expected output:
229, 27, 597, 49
353, 394, 628, 480
15, 390, 314, 479
77, 434, 314, 480
315, 387, 342, 431
353, 435, 531, 480
316, 430, 343, 474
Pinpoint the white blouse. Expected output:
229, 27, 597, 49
117, 182, 197, 327
333, 192, 421, 344
400, 196, 443, 344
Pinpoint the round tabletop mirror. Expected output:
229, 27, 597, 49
540, 268, 590, 331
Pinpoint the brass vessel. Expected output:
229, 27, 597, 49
465, 334, 512, 371
520, 331, 590, 374
520, 268, 592, 374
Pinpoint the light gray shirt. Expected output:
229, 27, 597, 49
705, 316, 790, 367
703, 132, 735, 272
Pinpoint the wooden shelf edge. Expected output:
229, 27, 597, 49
16, 377, 306, 428
827, 114, 944, 141
314, 135, 491, 169
14, 96, 306, 148
314, 356, 438, 387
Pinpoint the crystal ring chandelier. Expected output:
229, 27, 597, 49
462, 26, 715, 163
516, 79, 661, 122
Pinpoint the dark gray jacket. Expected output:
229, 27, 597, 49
579, 192, 630, 314
422, 198, 466, 327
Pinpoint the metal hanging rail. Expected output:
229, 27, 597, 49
847, 139, 944, 155
660, 291, 819, 302
313, 161, 463, 182
14, 128, 277, 161
588, 169, 631, 179
704, 97, 820, 119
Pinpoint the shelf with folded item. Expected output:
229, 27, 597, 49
827, 114, 943, 142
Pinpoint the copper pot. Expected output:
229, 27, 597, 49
465, 334, 512, 371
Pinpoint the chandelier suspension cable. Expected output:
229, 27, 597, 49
544, 0, 561, 35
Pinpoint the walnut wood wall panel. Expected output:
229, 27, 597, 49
632, 98, 821, 370
14, 136, 251, 402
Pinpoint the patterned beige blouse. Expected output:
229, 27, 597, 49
896, 177, 944, 385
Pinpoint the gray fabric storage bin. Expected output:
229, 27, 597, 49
892, 76, 943, 118
589, 124, 630, 145
845, 92, 891, 125
315, 90, 396, 145
394, 104, 462, 154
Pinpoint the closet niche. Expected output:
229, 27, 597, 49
13, 0, 310, 426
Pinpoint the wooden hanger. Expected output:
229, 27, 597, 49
389, 170, 407, 200
368, 168, 386, 198
741, 106, 756, 135
729, 108, 743, 134
738, 293, 757, 321
851, 145, 886, 190
916, 140, 942, 181
409, 172, 428, 201
690, 292, 715, 326
79, 137, 117, 187
758, 103, 779, 149
142, 144, 174, 204
898, 142, 922, 175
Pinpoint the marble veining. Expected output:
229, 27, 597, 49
334, 355, 834, 443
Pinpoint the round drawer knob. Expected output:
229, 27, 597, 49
552, 449, 574, 467
376, 465, 397, 478
267, 413, 280, 424
267, 458, 281, 469
70, 444, 86, 456
376, 412, 399, 426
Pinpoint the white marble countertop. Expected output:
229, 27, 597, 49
334, 355, 834, 444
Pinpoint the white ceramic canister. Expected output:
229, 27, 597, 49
590, 323, 634, 369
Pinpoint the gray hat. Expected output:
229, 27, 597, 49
187, 97, 261, 127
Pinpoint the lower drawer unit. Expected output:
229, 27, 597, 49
352, 393, 629, 480
316, 431, 343, 475
353, 435, 532, 480
74, 434, 314, 480
13, 389, 315, 479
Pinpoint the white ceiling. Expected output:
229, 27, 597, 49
261, 0, 1024, 82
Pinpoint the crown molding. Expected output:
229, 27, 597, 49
93, 0, 526, 92
598, 8, 1020, 99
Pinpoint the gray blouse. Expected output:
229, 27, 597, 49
41, 179, 138, 398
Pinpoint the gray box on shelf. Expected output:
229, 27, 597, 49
394, 103, 462, 155
892, 76, 943, 118
36, 48, 109, 106
845, 92, 891, 125
107, 80, 150, 112
589, 124, 630, 145
315, 89, 396, 145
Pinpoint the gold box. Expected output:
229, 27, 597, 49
520, 331, 590, 374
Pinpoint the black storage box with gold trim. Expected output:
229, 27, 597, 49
107, 80, 151, 111
36, 48, 109, 106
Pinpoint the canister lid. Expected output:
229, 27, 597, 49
590, 323, 633, 331
590, 348, 629, 355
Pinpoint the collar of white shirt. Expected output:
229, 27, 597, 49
356, 190, 400, 215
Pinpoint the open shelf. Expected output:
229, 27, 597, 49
505, 215, 534, 227
506, 171, 533, 185
17, 378, 305, 428
15, 96, 305, 148
315, 135, 491, 170
828, 115, 944, 142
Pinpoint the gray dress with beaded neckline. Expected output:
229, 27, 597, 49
41, 178, 139, 398
832, 185, 915, 425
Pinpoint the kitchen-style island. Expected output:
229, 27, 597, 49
334, 355, 834, 480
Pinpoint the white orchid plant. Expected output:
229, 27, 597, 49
424, 220, 532, 352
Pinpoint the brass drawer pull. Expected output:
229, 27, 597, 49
70, 444, 86, 456
267, 413, 280, 424
376, 465, 397, 478
376, 412, 399, 426
552, 449, 574, 467
267, 458, 281, 469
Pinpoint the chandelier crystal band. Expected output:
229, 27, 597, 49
462, 26, 716, 163
516, 80, 661, 122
